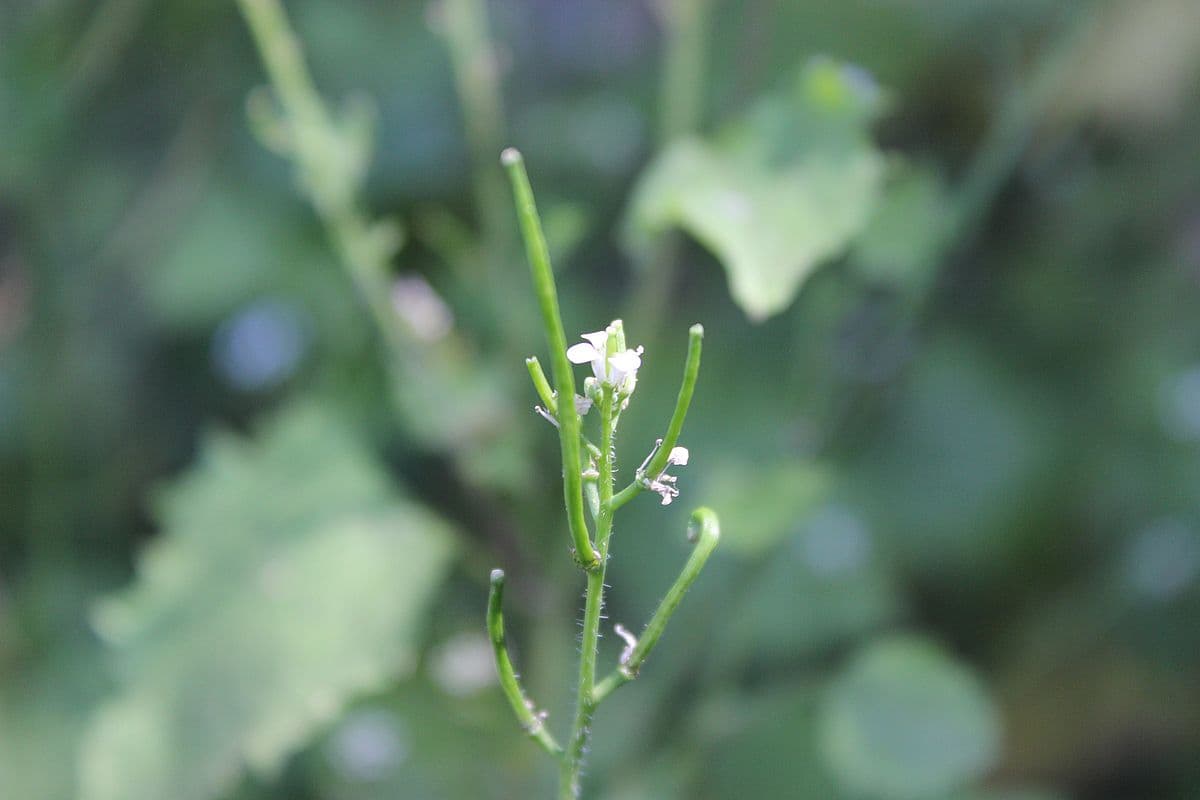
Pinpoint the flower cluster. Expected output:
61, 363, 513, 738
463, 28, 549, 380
538, 321, 694, 506
567, 325, 644, 400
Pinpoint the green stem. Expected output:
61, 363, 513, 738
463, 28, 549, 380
236, 0, 325, 123
503, 149, 599, 571
593, 507, 720, 703
525, 357, 603, 461
561, 388, 616, 798
612, 323, 703, 510
487, 570, 564, 758
525, 356, 558, 412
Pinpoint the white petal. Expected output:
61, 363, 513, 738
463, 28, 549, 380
667, 446, 689, 466
580, 330, 609, 350
567, 342, 599, 364
608, 349, 642, 385
573, 333, 614, 381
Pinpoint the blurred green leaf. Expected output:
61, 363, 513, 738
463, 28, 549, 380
819, 635, 1001, 800
624, 58, 886, 321
78, 401, 457, 800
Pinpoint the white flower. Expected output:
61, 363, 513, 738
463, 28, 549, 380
566, 328, 644, 393
647, 475, 679, 505
638, 441, 691, 505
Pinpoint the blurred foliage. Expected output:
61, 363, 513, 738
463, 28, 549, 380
78, 402, 456, 800
3, 0, 1200, 798
626, 57, 885, 320
819, 636, 1001, 800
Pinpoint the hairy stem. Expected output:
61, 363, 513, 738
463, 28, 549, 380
561, 386, 616, 797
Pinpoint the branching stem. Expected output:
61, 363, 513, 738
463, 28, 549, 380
496, 151, 719, 799
593, 508, 720, 703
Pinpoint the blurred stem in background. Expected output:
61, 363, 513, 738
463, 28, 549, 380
431, 0, 532, 351
236, 0, 492, 444
235, 0, 413, 374
947, 12, 1096, 247
235, 0, 511, 583
658, 0, 712, 144
629, 0, 712, 338
63, 0, 151, 103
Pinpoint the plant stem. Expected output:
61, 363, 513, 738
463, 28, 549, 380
525, 356, 558, 412
593, 507, 720, 703
612, 323, 703, 510
503, 149, 599, 571
561, 386, 616, 798
487, 569, 564, 758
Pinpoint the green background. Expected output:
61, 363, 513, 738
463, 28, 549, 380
3, 1, 1200, 798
